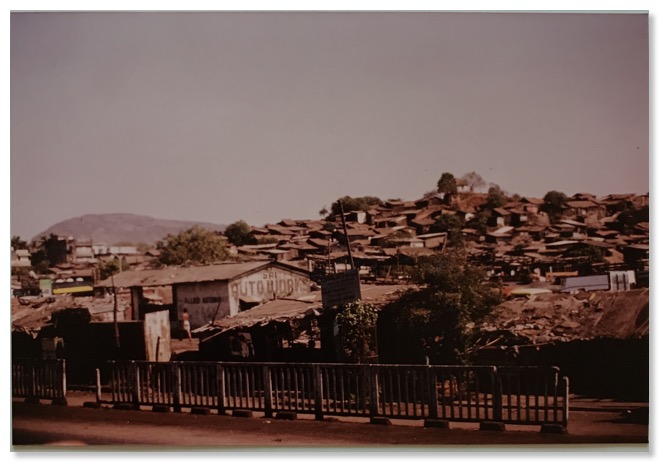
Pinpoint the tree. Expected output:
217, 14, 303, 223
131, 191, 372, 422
616, 205, 649, 232
156, 226, 229, 266
436, 172, 458, 196
467, 211, 489, 235
336, 300, 379, 363
330, 196, 382, 216
484, 184, 507, 209
461, 172, 486, 192
30, 234, 68, 268
429, 214, 464, 247
99, 258, 130, 280
542, 191, 568, 222
319, 206, 329, 218
11, 235, 27, 250
224, 220, 255, 247
378, 250, 501, 365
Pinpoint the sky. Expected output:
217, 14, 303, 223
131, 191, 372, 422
9, 9, 649, 241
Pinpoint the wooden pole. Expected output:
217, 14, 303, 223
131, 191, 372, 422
111, 273, 120, 349
338, 200, 354, 271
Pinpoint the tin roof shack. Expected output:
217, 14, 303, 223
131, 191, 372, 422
198, 284, 410, 363
199, 297, 324, 362
562, 200, 607, 221
98, 261, 312, 334
27, 307, 162, 385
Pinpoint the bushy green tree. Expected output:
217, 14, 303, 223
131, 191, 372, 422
336, 300, 379, 363
378, 250, 500, 365
437, 172, 458, 196
224, 220, 254, 246
330, 196, 382, 216
467, 211, 489, 234
11, 235, 27, 250
429, 214, 464, 247
542, 191, 568, 222
30, 234, 68, 268
99, 258, 130, 280
616, 205, 649, 232
484, 184, 507, 209
156, 226, 229, 266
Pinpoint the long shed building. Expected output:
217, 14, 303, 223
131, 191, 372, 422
98, 261, 312, 330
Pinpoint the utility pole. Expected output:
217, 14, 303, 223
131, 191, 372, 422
338, 200, 354, 271
111, 273, 120, 349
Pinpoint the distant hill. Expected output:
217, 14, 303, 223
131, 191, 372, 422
33, 213, 226, 245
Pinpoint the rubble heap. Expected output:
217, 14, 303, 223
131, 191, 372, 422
476, 288, 649, 347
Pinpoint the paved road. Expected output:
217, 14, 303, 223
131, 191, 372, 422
11, 393, 649, 449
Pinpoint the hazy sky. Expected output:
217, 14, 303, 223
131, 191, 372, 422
10, 11, 649, 240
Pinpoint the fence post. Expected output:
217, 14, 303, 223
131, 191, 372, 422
55, 359, 68, 405
96, 368, 102, 403
313, 364, 324, 421
216, 363, 226, 415
263, 365, 274, 418
492, 367, 503, 422
428, 366, 438, 420
29, 362, 37, 402
131, 361, 140, 409
173, 362, 182, 412
369, 366, 380, 417
562, 376, 570, 429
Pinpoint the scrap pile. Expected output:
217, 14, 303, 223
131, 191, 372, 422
476, 288, 649, 348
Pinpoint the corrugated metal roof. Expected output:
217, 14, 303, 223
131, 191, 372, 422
97, 261, 273, 288
565, 200, 600, 209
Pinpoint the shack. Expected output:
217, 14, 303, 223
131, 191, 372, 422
97, 261, 312, 333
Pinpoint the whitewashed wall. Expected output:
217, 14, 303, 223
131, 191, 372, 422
176, 281, 231, 329
227, 267, 311, 315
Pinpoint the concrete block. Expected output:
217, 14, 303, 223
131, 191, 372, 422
83, 401, 102, 409
152, 405, 170, 413
113, 403, 137, 411
275, 411, 298, 420
232, 409, 254, 418
541, 424, 567, 434
479, 421, 506, 432
424, 419, 450, 429
370, 416, 392, 426
191, 407, 211, 415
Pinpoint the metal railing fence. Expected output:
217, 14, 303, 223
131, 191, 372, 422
100, 361, 568, 427
12, 359, 67, 403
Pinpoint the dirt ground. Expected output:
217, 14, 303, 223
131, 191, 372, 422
11, 391, 649, 450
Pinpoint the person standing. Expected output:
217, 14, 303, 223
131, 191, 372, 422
182, 308, 192, 340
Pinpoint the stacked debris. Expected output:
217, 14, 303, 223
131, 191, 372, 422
475, 288, 649, 348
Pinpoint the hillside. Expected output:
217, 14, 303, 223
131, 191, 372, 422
34, 213, 226, 245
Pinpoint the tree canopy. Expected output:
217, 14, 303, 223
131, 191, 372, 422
99, 258, 130, 280
461, 172, 486, 192
11, 236, 27, 250
224, 220, 255, 247
156, 226, 229, 266
378, 250, 500, 365
330, 196, 383, 216
336, 300, 379, 363
616, 205, 649, 232
541, 190, 568, 221
429, 214, 464, 247
484, 184, 508, 209
436, 172, 458, 196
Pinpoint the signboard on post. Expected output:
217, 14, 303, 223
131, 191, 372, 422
321, 269, 362, 308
